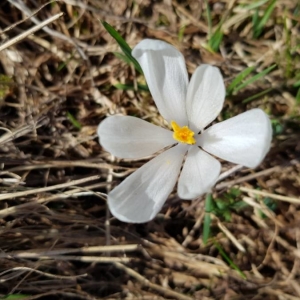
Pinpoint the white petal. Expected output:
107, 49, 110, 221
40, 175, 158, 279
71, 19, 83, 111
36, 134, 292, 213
108, 144, 187, 223
178, 146, 221, 199
186, 65, 225, 131
198, 109, 272, 168
132, 39, 189, 125
98, 115, 175, 159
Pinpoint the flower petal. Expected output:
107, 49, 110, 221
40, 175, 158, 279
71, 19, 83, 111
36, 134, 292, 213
98, 115, 175, 159
186, 65, 225, 131
198, 109, 272, 168
178, 146, 221, 199
132, 39, 189, 125
108, 144, 187, 223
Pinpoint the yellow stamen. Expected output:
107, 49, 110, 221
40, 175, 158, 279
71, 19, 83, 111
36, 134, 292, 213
171, 121, 196, 145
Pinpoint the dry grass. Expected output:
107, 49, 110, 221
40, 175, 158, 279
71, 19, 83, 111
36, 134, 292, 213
0, 0, 299, 299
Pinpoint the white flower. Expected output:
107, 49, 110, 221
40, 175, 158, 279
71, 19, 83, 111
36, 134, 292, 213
98, 39, 272, 223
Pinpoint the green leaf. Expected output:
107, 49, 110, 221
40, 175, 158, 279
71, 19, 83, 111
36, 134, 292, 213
113, 52, 132, 65
214, 242, 246, 279
252, 9, 260, 37
253, 0, 277, 38
227, 66, 256, 95
102, 21, 143, 74
203, 193, 213, 245
271, 119, 284, 135
204, 0, 212, 37
242, 88, 273, 103
293, 79, 300, 87
208, 29, 223, 53
234, 64, 276, 93
67, 112, 82, 129
57, 53, 75, 72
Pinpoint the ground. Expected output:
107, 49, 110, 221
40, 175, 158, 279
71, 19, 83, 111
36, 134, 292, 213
0, 0, 300, 299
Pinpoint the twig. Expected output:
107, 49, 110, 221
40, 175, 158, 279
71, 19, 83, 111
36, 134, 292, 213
2, 253, 131, 263
0, 267, 87, 282
0, 13, 64, 52
0, 244, 139, 258
0, 1, 61, 34
7, 0, 87, 60
113, 262, 193, 300
0, 175, 100, 201
240, 187, 300, 204
217, 221, 246, 252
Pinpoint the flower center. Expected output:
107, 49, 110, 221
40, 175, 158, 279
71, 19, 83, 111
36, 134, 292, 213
171, 121, 196, 145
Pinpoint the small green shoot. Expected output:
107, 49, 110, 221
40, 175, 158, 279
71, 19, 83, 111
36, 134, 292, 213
57, 53, 75, 72
259, 197, 278, 218
213, 188, 247, 221
102, 21, 143, 74
242, 88, 273, 103
202, 190, 246, 241
271, 119, 284, 135
204, 0, 212, 37
204, 0, 224, 52
113, 52, 132, 65
214, 242, 246, 279
236, 64, 276, 91
67, 112, 82, 130
226, 66, 256, 96
252, 0, 277, 38
208, 27, 223, 53
203, 193, 213, 244
227, 65, 276, 96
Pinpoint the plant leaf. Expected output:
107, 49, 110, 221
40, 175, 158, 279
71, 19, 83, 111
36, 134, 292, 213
102, 21, 143, 74
227, 66, 255, 95
234, 64, 276, 93
67, 112, 82, 129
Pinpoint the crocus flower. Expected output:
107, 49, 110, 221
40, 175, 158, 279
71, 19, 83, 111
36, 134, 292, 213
98, 39, 272, 223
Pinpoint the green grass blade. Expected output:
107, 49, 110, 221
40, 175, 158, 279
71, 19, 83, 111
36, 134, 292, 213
252, 9, 260, 38
102, 21, 143, 74
67, 112, 82, 130
214, 242, 246, 279
227, 66, 256, 95
203, 193, 213, 245
257, 0, 277, 31
253, 0, 277, 38
113, 52, 132, 64
242, 88, 273, 103
204, 0, 212, 37
208, 28, 223, 53
234, 64, 276, 93
57, 53, 75, 71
